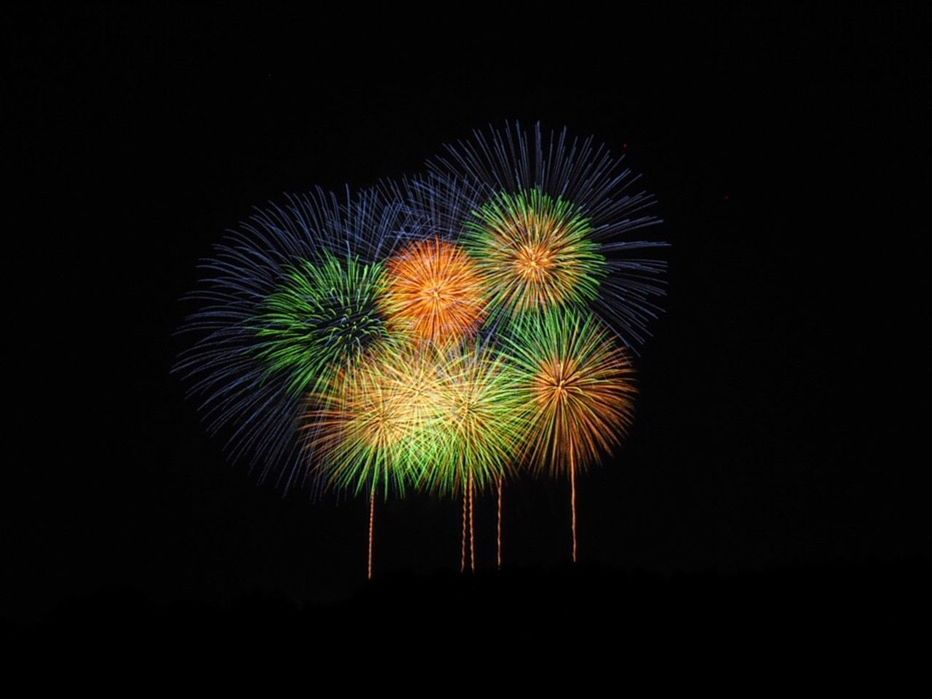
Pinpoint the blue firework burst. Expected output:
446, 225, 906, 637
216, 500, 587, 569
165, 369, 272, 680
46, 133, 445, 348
173, 186, 412, 493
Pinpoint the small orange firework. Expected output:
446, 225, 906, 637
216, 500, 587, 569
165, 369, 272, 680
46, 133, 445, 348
506, 310, 637, 474
381, 238, 487, 345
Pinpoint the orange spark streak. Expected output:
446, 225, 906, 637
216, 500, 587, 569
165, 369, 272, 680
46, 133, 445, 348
461, 488, 467, 573
468, 473, 476, 573
570, 451, 577, 564
496, 476, 503, 569
368, 491, 376, 580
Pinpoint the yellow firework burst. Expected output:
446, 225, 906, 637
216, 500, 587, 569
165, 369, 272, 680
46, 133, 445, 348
303, 340, 446, 497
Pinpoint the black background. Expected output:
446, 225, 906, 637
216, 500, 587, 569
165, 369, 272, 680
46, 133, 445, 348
4, 3, 928, 667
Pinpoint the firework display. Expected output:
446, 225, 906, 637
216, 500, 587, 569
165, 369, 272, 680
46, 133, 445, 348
176, 123, 666, 576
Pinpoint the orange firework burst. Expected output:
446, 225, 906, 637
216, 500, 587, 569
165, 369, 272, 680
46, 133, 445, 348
509, 313, 636, 475
381, 238, 487, 345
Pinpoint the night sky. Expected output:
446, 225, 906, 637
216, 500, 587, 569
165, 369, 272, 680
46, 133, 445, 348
4, 4, 928, 656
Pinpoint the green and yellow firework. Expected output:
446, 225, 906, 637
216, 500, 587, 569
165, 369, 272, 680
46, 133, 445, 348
306, 339, 527, 498
463, 188, 606, 317
419, 344, 527, 497
303, 339, 445, 498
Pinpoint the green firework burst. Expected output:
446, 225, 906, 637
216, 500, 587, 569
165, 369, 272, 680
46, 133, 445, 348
254, 251, 389, 396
